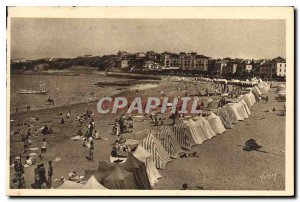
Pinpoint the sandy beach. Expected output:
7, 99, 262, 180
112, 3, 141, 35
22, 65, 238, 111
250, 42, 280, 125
9, 75, 285, 190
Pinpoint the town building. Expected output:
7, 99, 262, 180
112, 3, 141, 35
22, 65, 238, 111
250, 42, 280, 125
115, 59, 129, 70
272, 57, 286, 77
211, 59, 227, 76
259, 57, 286, 78
221, 58, 241, 75
143, 60, 161, 71
160, 52, 210, 71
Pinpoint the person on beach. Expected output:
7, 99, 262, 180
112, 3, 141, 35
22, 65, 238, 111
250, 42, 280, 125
23, 138, 29, 154
66, 110, 71, 120
93, 130, 100, 140
69, 171, 80, 182
14, 160, 24, 179
154, 114, 159, 126
47, 161, 53, 188
127, 115, 134, 128
41, 138, 47, 154
25, 155, 35, 166
89, 141, 94, 161
60, 118, 65, 124
27, 128, 32, 137
169, 111, 177, 125
34, 165, 41, 189
111, 146, 118, 157
16, 173, 26, 188
39, 163, 47, 188
41, 125, 49, 135
113, 120, 120, 136
265, 95, 269, 103
77, 129, 83, 137
21, 133, 26, 142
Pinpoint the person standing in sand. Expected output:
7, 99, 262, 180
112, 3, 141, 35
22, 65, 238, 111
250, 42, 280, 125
93, 130, 100, 140
39, 163, 47, 188
89, 141, 94, 161
41, 138, 47, 154
47, 161, 53, 188
23, 137, 29, 154
34, 165, 41, 189
66, 110, 71, 120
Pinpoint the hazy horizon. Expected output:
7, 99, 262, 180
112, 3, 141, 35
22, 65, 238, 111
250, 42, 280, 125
10, 18, 286, 60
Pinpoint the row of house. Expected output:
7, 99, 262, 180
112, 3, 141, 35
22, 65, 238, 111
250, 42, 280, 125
160, 52, 210, 71
115, 51, 286, 78
204, 57, 286, 78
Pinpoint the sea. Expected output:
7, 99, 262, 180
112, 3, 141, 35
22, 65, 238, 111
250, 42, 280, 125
10, 73, 135, 113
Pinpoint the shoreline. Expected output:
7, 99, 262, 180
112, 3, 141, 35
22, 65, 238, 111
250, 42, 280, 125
10, 82, 159, 116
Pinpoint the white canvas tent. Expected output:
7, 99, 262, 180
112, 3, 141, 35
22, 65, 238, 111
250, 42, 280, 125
82, 175, 108, 189
206, 112, 226, 134
133, 144, 162, 187
241, 99, 251, 116
183, 119, 208, 144
258, 83, 269, 94
252, 86, 262, 100
236, 102, 248, 119
248, 92, 256, 105
194, 116, 217, 139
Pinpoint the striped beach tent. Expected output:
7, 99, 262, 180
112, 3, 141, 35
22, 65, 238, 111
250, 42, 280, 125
156, 126, 184, 158
224, 105, 239, 123
252, 86, 262, 100
227, 103, 244, 121
173, 120, 196, 150
216, 107, 234, 129
142, 133, 172, 169
133, 145, 162, 187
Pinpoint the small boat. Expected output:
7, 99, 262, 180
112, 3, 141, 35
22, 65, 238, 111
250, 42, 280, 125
17, 89, 48, 94
17, 82, 48, 94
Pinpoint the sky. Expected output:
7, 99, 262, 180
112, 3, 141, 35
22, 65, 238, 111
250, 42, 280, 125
10, 18, 286, 60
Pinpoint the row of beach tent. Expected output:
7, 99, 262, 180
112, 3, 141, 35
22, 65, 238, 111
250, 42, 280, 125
57, 81, 269, 190
140, 82, 268, 175
197, 77, 267, 87
162, 76, 269, 88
